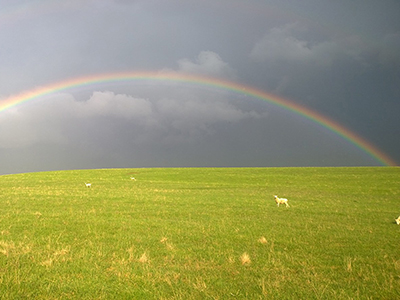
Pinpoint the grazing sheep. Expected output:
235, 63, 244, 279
274, 195, 289, 207
395, 216, 400, 225
85, 182, 91, 188
130, 177, 136, 181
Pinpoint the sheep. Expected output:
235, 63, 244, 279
395, 216, 400, 225
130, 177, 136, 181
274, 195, 289, 207
85, 182, 91, 188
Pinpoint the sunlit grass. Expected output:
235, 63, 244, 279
0, 167, 399, 299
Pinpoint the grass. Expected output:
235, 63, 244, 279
0, 167, 399, 299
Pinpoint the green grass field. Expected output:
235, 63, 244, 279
0, 167, 399, 299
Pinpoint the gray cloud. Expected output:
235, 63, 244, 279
249, 22, 384, 70
177, 51, 237, 79
0, 85, 265, 151
250, 23, 315, 64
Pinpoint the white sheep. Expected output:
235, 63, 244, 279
274, 195, 289, 207
395, 216, 400, 225
85, 182, 91, 188
130, 177, 136, 181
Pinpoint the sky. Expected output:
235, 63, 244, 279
0, 0, 399, 174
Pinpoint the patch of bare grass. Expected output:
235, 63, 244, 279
138, 252, 149, 263
240, 252, 251, 265
258, 236, 268, 244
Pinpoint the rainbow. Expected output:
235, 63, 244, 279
0, 71, 396, 166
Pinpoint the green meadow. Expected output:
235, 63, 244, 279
0, 167, 399, 299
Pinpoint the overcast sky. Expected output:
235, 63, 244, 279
0, 0, 399, 174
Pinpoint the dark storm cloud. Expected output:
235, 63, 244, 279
0, 0, 399, 174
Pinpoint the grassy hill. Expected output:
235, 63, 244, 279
0, 167, 399, 299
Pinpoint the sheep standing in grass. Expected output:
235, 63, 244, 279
274, 195, 289, 207
85, 183, 91, 188
130, 177, 136, 181
395, 216, 400, 225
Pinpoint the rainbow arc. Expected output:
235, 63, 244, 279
0, 71, 396, 166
